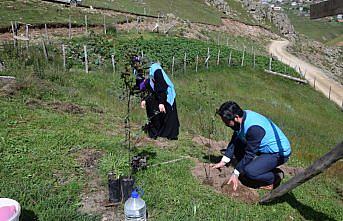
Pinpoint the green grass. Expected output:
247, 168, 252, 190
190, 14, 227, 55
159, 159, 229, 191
225, 0, 257, 25
326, 35, 343, 47
83, 0, 224, 25
0, 34, 342, 220
286, 8, 343, 43
0, 0, 126, 29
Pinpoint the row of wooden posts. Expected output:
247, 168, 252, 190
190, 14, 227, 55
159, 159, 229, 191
7, 18, 341, 108
57, 43, 273, 76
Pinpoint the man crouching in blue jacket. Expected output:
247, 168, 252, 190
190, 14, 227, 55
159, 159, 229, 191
212, 101, 291, 191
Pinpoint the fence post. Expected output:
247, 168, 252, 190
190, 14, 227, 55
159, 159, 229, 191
85, 15, 88, 35
136, 16, 140, 34
183, 52, 187, 72
25, 24, 29, 49
141, 50, 144, 58
196, 54, 198, 73
10, 21, 16, 47
217, 49, 220, 65
44, 24, 49, 43
228, 50, 232, 66
111, 54, 115, 73
84, 45, 89, 73
14, 21, 18, 36
206, 47, 210, 69
172, 56, 175, 76
69, 16, 72, 39
126, 16, 129, 33
241, 47, 245, 67
269, 57, 272, 71
62, 44, 66, 70
104, 15, 107, 34
253, 51, 256, 69
42, 40, 48, 61
313, 77, 316, 89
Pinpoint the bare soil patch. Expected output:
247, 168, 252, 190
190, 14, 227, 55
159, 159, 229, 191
192, 135, 227, 152
0, 76, 17, 97
25, 98, 85, 114
191, 160, 260, 204
134, 136, 172, 148
76, 148, 124, 221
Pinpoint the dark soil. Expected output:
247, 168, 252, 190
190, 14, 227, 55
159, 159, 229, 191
191, 160, 260, 204
0, 76, 17, 97
134, 136, 172, 148
25, 98, 85, 114
192, 135, 227, 152
75, 148, 125, 220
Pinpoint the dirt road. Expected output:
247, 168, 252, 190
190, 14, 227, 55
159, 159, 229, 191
269, 40, 343, 107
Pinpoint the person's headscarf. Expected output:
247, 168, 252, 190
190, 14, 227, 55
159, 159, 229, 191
148, 63, 176, 106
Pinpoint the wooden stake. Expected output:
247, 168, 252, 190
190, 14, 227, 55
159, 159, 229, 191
206, 47, 210, 69
172, 56, 175, 76
85, 15, 88, 35
314, 77, 316, 89
44, 24, 49, 43
328, 86, 331, 100
14, 21, 18, 36
42, 40, 48, 61
25, 24, 29, 49
62, 44, 66, 70
196, 54, 198, 73
84, 45, 88, 73
184, 52, 187, 73
104, 15, 107, 34
217, 49, 220, 65
253, 51, 256, 69
241, 47, 245, 67
111, 54, 115, 73
269, 57, 272, 71
10, 21, 16, 47
228, 51, 232, 66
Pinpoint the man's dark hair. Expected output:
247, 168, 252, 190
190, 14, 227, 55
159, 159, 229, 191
216, 101, 243, 120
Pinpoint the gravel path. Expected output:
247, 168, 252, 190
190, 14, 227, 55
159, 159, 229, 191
269, 40, 343, 107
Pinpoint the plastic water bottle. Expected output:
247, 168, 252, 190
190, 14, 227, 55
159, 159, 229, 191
124, 190, 147, 221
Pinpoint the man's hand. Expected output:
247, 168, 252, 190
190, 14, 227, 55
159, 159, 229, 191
227, 174, 239, 191
141, 100, 146, 109
158, 104, 166, 113
211, 161, 226, 170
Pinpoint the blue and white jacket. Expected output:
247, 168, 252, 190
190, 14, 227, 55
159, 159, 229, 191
223, 110, 291, 175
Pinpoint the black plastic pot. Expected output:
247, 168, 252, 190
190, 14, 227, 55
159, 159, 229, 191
108, 172, 122, 203
121, 176, 135, 202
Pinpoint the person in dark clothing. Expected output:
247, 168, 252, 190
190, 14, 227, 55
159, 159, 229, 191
212, 101, 291, 190
133, 58, 179, 140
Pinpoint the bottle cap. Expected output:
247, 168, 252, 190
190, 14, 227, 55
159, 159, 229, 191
131, 190, 139, 198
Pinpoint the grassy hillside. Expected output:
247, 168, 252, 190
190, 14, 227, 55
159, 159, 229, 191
0, 0, 126, 29
286, 8, 343, 44
83, 0, 224, 25
0, 34, 342, 220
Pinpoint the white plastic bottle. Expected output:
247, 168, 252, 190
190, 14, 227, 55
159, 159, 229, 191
124, 190, 147, 221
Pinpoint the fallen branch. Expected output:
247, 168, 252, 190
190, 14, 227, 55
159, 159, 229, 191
260, 141, 343, 204
264, 69, 308, 84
